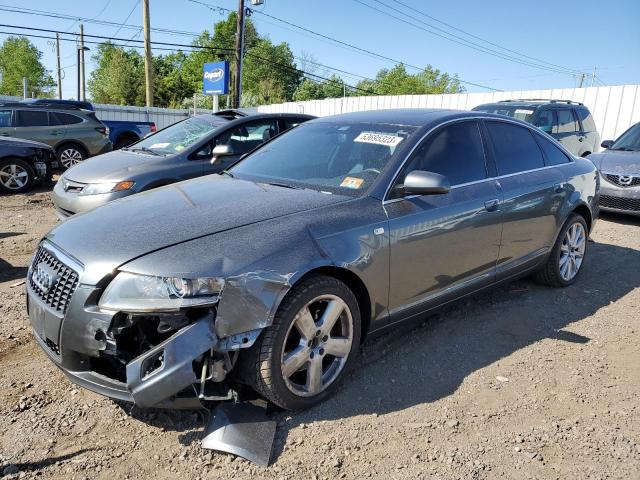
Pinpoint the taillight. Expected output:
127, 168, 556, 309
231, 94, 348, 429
150, 123, 157, 133
95, 126, 109, 136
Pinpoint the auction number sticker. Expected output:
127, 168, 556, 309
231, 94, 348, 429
354, 132, 404, 147
515, 109, 534, 115
340, 177, 365, 189
149, 142, 170, 149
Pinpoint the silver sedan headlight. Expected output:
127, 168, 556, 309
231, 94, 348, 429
81, 181, 135, 196
98, 272, 224, 312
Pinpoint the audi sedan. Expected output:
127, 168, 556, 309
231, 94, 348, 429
26, 109, 598, 411
588, 122, 640, 216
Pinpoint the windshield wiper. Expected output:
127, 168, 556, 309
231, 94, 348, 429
265, 181, 300, 190
220, 170, 234, 178
129, 146, 162, 156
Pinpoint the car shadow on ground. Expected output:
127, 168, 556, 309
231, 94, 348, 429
599, 211, 640, 227
0, 449, 95, 477
0, 258, 28, 283
271, 239, 640, 457
120, 240, 639, 461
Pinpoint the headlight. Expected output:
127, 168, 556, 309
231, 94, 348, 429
99, 272, 224, 312
81, 181, 135, 195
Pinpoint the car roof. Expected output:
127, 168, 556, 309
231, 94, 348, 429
196, 111, 315, 125
307, 108, 509, 128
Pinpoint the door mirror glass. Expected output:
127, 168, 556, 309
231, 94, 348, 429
401, 170, 451, 196
600, 140, 614, 149
211, 144, 235, 164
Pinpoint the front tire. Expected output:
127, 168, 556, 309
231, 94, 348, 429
249, 275, 361, 410
535, 214, 588, 287
0, 158, 35, 193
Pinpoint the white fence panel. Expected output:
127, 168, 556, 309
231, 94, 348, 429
257, 85, 640, 144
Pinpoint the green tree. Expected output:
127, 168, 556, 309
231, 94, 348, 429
153, 51, 192, 108
293, 74, 348, 101
0, 37, 55, 97
356, 64, 464, 95
88, 43, 145, 105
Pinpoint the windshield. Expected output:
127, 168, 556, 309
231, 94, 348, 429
611, 123, 640, 151
473, 105, 538, 123
131, 115, 227, 155
230, 121, 418, 195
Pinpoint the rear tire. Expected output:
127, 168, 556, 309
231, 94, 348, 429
0, 158, 35, 193
57, 143, 87, 169
534, 214, 588, 287
248, 275, 361, 411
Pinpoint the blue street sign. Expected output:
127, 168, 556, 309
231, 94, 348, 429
203, 61, 230, 95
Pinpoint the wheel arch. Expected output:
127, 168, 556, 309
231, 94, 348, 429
571, 202, 593, 232
55, 140, 89, 156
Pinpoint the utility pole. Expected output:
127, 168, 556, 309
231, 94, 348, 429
234, 0, 245, 108
79, 24, 86, 101
55, 33, 62, 99
577, 73, 585, 88
142, 0, 154, 107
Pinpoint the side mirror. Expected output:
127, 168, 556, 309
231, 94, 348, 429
401, 170, 451, 196
210, 144, 235, 164
538, 125, 553, 134
600, 140, 614, 149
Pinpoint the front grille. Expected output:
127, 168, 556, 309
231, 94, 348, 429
29, 246, 79, 314
599, 195, 640, 212
604, 173, 640, 187
45, 338, 61, 356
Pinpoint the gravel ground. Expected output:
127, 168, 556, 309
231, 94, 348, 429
0, 187, 639, 479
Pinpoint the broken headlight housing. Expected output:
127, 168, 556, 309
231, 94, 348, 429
98, 272, 224, 312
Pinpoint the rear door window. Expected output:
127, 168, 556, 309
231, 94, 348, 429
486, 121, 545, 175
575, 108, 596, 132
555, 109, 578, 133
15, 110, 49, 127
399, 120, 487, 187
0, 109, 12, 127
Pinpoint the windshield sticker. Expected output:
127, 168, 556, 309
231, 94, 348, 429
515, 109, 534, 115
354, 132, 404, 147
340, 177, 364, 189
174, 145, 186, 152
149, 142, 170, 149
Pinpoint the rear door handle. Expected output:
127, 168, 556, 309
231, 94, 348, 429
578, 136, 585, 142
484, 199, 500, 212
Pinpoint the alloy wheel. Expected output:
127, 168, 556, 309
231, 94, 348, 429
280, 295, 353, 397
559, 222, 586, 281
0, 163, 29, 190
59, 148, 84, 168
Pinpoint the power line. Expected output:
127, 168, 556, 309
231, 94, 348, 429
353, 0, 586, 77
386, 0, 585, 75
0, 24, 378, 96
113, 0, 141, 38
192, 1, 500, 91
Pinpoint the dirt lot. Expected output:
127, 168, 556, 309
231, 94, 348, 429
0, 187, 639, 480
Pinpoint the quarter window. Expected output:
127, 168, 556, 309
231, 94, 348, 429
399, 121, 487, 188
51, 112, 83, 125
16, 110, 49, 127
0, 109, 11, 127
536, 134, 571, 165
486, 121, 545, 175
555, 109, 578, 133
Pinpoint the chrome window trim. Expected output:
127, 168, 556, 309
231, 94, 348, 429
382, 114, 575, 203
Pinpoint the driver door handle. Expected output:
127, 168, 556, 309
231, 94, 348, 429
484, 199, 500, 212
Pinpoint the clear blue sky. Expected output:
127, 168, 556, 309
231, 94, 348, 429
1, 0, 638, 99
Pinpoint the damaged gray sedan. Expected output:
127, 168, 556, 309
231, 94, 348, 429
26, 109, 599, 411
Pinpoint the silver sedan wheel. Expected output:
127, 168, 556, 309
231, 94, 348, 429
559, 223, 586, 281
0, 163, 29, 190
59, 148, 84, 168
280, 295, 353, 397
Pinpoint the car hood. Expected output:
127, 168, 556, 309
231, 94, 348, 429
46, 175, 351, 284
0, 137, 52, 150
588, 150, 640, 174
64, 149, 170, 183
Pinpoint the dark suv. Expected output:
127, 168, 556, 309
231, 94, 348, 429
0, 102, 112, 169
472, 100, 600, 157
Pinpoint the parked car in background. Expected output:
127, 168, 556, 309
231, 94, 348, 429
0, 102, 112, 169
24, 99, 156, 150
588, 122, 640, 216
52, 111, 314, 218
0, 137, 54, 193
27, 109, 599, 411
472, 99, 600, 157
